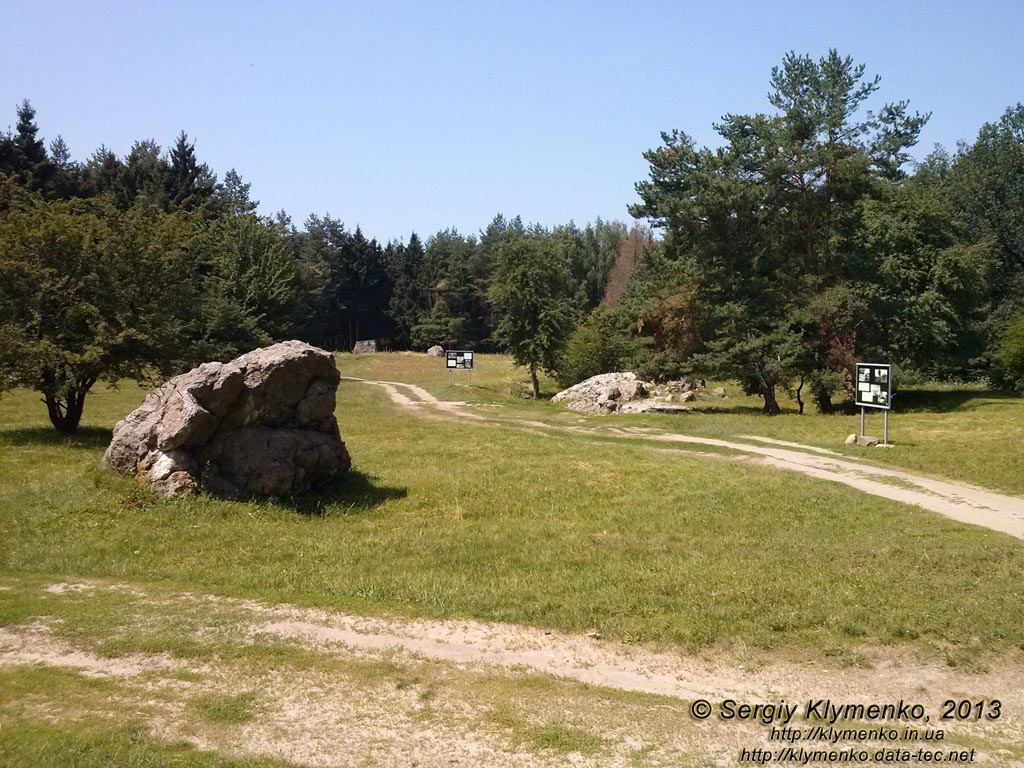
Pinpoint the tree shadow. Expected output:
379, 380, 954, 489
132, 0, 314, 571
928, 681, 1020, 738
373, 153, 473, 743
888, 388, 1019, 414
276, 470, 408, 516
694, 404, 792, 416
0, 426, 112, 450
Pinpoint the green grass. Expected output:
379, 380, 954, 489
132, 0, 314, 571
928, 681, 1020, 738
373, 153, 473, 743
191, 692, 260, 724
1, 354, 1024, 657
526, 723, 606, 754
0, 723, 294, 767
339, 353, 1024, 494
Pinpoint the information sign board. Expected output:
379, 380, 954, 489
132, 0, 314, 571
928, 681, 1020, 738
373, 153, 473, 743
446, 350, 474, 370
855, 363, 891, 410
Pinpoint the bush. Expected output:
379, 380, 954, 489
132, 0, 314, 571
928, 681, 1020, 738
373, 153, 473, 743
555, 308, 633, 388
995, 309, 1024, 391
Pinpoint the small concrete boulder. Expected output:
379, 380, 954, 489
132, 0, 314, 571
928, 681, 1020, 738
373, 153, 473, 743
105, 341, 351, 497
668, 391, 696, 403
352, 340, 377, 354
845, 433, 879, 447
426, 345, 445, 357
651, 377, 705, 397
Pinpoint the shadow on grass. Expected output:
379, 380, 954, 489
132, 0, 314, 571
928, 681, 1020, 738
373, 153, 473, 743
892, 388, 1020, 413
697, 388, 1021, 417
693, 404, 784, 416
277, 470, 408, 515
0, 426, 112, 450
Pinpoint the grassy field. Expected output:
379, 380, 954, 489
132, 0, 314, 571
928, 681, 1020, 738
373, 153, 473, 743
339, 352, 1024, 495
3, 352, 1024, 764
2, 353, 1023, 653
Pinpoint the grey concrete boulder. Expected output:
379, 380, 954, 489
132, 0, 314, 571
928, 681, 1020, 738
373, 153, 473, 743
650, 377, 705, 397
552, 372, 700, 415
426, 345, 445, 357
104, 341, 351, 497
845, 433, 879, 447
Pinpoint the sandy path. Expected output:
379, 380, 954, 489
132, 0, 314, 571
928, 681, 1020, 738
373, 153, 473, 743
607, 426, 1024, 538
257, 610, 1024, 712
6, 583, 1024, 733
340, 377, 1024, 539
5, 580, 1024, 765
339, 375, 485, 419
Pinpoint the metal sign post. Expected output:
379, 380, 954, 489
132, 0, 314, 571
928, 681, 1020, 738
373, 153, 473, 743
445, 350, 474, 385
854, 362, 893, 446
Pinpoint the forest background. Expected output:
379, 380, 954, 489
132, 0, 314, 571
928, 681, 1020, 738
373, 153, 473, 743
1, 50, 1023, 430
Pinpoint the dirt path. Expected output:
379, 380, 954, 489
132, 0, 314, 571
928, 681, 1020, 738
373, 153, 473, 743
257, 610, 1024, 711
5, 581, 1020, 719
341, 377, 1024, 539
3, 579, 1023, 766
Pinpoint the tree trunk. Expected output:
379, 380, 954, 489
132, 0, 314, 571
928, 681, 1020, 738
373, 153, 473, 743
44, 388, 87, 435
755, 360, 781, 415
529, 363, 540, 400
761, 383, 781, 415
41, 372, 96, 436
795, 375, 805, 415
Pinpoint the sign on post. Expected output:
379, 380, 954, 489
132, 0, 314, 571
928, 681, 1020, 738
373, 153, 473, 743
445, 350, 473, 385
855, 362, 892, 446
445, 350, 474, 370
855, 364, 891, 409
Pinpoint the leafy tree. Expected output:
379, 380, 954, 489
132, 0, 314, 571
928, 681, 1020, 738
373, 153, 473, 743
0, 184, 196, 433
949, 104, 1024, 302
113, 140, 167, 210
490, 232, 575, 398
995, 309, 1024, 390
857, 153, 993, 378
556, 306, 634, 387
189, 214, 299, 359
947, 104, 1024, 370
630, 50, 928, 413
214, 168, 259, 217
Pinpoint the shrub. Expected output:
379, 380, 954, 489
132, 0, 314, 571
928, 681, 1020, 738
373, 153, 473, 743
995, 309, 1024, 391
556, 308, 633, 388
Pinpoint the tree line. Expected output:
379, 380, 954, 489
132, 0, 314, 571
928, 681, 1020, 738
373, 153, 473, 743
0, 102, 624, 430
2, 49, 1023, 432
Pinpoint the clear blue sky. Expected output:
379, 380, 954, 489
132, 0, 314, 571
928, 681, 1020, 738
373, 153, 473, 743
3, 1, 1022, 243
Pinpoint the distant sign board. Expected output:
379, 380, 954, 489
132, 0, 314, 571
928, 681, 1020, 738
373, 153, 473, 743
855, 363, 891, 410
446, 350, 474, 370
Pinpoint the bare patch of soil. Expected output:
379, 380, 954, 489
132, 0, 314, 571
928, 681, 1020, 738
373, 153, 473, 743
4, 581, 1023, 766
